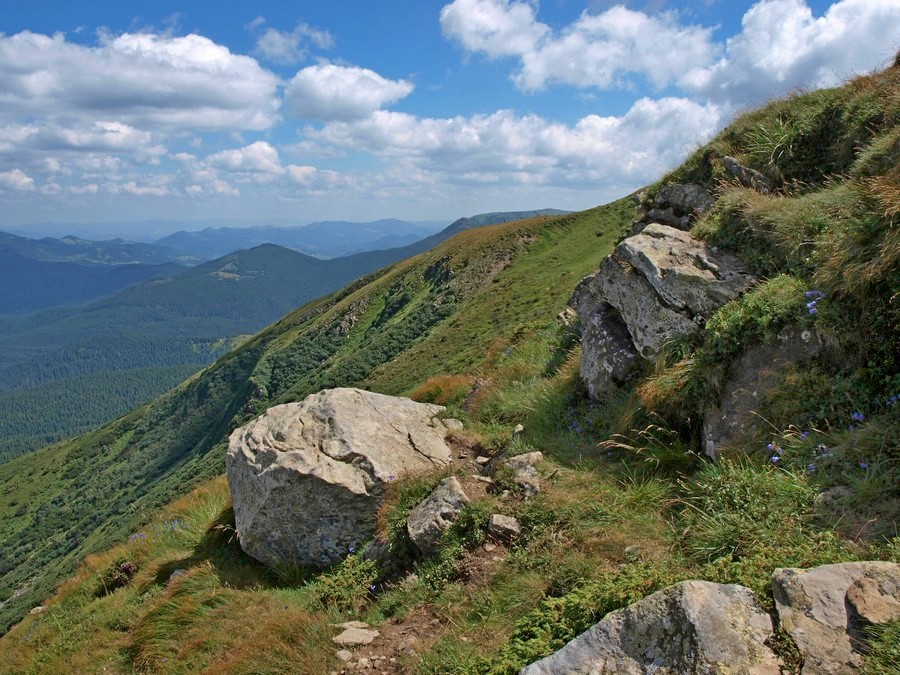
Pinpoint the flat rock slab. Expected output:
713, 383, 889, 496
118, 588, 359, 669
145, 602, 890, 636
772, 561, 900, 674
332, 627, 380, 646
522, 580, 781, 674
227, 388, 455, 568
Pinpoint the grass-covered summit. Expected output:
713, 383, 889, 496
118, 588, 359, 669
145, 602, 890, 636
0, 62, 897, 672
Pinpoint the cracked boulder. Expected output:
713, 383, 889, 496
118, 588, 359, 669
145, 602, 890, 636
594, 224, 755, 360
522, 580, 781, 674
227, 388, 455, 568
772, 561, 900, 674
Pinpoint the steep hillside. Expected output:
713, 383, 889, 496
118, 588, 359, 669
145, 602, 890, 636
0, 203, 630, 633
1, 64, 897, 672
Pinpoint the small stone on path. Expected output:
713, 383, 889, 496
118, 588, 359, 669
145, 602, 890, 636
332, 626, 380, 646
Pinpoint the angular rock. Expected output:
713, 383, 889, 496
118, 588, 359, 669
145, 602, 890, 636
616, 224, 755, 317
505, 451, 544, 496
703, 328, 823, 458
487, 514, 521, 540
406, 476, 470, 555
847, 575, 900, 624
332, 626, 380, 646
723, 155, 772, 194
772, 561, 900, 674
595, 254, 699, 359
570, 272, 641, 397
522, 580, 781, 674
655, 183, 715, 215
227, 388, 454, 568
596, 225, 754, 358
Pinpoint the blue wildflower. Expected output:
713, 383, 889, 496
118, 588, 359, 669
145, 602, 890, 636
809, 307, 817, 315
807, 463, 817, 473
766, 442, 774, 451
859, 461, 869, 470
851, 411, 865, 422
770, 455, 780, 463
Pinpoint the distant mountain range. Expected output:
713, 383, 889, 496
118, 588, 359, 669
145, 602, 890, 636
155, 218, 449, 260
0, 230, 185, 265
0, 208, 568, 462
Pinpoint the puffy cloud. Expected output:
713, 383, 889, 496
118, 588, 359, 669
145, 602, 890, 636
248, 17, 334, 64
285, 64, 414, 121
0, 30, 280, 131
207, 141, 285, 175
0, 169, 35, 191
308, 96, 722, 188
682, 0, 900, 105
440, 0, 716, 90
116, 181, 170, 197
440, 0, 548, 58
516, 6, 717, 91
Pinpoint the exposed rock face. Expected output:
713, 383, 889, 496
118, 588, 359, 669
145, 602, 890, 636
406, 476, 470, 555
569, 274, 641, 397
505, 451, 544, 496
703, 327, 823, 458
521, 580, 781, 674
574, 225, 755, 392
723, 155, 772, 194
631, 183, 715, 234
772, 561, 900, 674
226, 388, 455, 568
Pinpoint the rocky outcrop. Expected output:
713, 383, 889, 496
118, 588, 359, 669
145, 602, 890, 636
702, 327, 823, 458
406, 476, 470, 555
521, 580, 781, 674
723, 155, 772, 194
573, 224, 755, 397
226, 388, 456, 568
631, 183, 715, 234
772, 561, 900, 674
570, 273, 643, 397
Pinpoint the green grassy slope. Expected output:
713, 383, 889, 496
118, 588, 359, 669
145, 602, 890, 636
0, 203, 631, 634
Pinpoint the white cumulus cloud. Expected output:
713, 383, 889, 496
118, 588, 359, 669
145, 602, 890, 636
681, 0, 900, 105
440, 0, 548, 58
308, 96, 723, 188
0, 169, 35, 191
0, 30, 281, 131
248, 17, 334, 64
440, 0, 717, 90
285, 64, 414, 121
207, 141, 285, 175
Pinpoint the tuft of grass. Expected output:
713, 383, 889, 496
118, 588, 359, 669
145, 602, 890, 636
863, 620, 900, 674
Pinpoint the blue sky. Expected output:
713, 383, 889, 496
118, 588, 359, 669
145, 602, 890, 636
1, 0, 897, 235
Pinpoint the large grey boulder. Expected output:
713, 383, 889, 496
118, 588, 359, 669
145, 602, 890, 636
772, 561, 900, 674
521, 580, 781, 674
578, 224, 755, 365
616, 224, 755, 319
406, 476, 470, 555
227, 388, 455, 568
